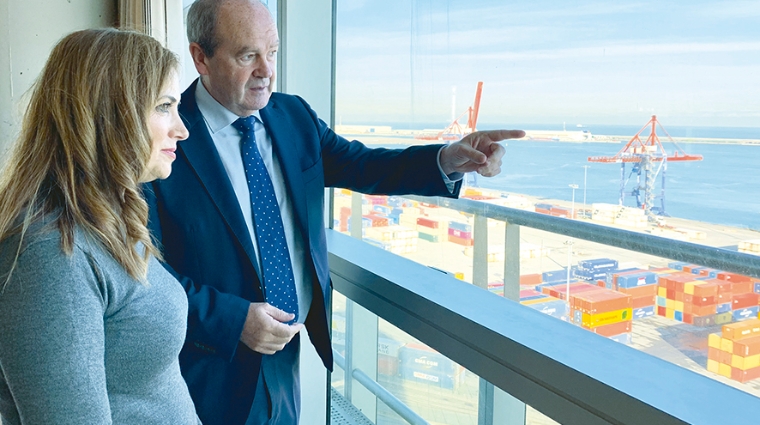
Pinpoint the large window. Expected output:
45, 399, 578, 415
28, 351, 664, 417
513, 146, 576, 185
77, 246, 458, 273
332, 1, 760, 423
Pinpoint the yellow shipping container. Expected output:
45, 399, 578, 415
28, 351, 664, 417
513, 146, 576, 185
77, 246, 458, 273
731, 354, 760, 371
707, 358, 720, 374
719, 363, 732, 378
721, 338, 734, 353
580, 308, 632, 328
708, 333, 721, 349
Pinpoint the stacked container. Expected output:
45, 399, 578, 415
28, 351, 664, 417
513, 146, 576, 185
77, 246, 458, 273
573, 258, 619, 282
416, 216, 448, 243
398, 343, 465, 390
447, 220, 473, 246
739, 239, 760, 255
570, 289, 633, 343
708, 319, 760, 383
519, 290, 568, 320
606, 269, 658, 319
363, 225, 419, 255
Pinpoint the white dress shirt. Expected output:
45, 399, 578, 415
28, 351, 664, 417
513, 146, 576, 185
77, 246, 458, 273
195, 81, 312, 323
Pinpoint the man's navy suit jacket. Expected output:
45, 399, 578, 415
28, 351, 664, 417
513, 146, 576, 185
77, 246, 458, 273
146, 79, 462, 425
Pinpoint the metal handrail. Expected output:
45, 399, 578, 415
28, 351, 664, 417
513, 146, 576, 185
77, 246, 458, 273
402, 194, 760, 279
328, 230, 760, 425
333, 350, 429, 425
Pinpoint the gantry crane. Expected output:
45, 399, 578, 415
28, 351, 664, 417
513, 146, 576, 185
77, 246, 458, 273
588, 115, 702, 220
415, 81, 483, 141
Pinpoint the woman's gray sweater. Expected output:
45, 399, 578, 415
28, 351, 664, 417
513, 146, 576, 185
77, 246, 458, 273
0, 224, 200, 424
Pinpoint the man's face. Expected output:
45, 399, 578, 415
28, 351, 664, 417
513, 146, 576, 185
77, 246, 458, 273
195, 0, 279, 116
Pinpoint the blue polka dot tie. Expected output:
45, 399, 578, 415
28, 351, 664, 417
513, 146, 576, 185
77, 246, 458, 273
233, 116, 298, 322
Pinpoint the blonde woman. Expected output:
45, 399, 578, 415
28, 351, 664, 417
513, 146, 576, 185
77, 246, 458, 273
0, 29, 198, 424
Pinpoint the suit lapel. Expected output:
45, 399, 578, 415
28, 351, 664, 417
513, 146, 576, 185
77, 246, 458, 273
260, 102, 310, 243
179, 81, 262, 279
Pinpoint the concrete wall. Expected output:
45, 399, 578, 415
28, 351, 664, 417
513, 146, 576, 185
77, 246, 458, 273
0, 0, 117, 157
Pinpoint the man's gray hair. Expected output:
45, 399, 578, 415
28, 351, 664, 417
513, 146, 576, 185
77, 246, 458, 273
186, 0, 269, 58
186, 0, 223, 57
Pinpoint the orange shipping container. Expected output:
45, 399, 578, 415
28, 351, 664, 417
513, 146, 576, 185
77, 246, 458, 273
448, 234, 474, 246
588, 320, 632, 337
631, 295, 656, 309
723, 319, 760, 341
685, 280, 719, 297
685, 303, 717, 316
731, 280, 754, 295
572, 290, 632, 315
733, 335, 760, 357
618, 284, 658, 297
519, 273, 542, 285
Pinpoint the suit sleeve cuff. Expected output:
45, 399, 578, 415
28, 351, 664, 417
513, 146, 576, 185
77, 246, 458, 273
437, 146, 464, 193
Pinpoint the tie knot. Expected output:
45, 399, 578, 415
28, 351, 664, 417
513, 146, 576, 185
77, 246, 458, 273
232, 116, 256, 134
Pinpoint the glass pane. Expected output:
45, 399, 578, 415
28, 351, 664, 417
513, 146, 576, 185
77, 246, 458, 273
334, 0, 760, 414
331, 290, 560, 424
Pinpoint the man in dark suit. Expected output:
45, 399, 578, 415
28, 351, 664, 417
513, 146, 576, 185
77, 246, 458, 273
146, 0, 524, 424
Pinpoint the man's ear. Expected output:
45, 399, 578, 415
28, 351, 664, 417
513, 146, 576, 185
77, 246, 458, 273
189, 42, 210, 76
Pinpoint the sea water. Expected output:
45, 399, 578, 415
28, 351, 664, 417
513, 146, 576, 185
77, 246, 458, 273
472, 140, 760, 231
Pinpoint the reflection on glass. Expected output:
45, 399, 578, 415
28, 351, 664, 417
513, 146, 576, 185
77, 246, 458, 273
334, 0, 760, 419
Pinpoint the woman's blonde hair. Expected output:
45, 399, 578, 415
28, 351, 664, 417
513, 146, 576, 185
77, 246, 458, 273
0, 28, 179, 281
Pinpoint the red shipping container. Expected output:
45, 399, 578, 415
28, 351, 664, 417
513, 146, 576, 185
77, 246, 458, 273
683, 312, 693, 324
666, 289, 676, 300
519, 289, 543, 299
416, 217, 439, 229
732, 293, 760, 310
363, 215, 389, 227
707, 346, 721, 361
657, 306, 667, 317
448, 234, 474, 246
682, 265, 697, 273
519, 274, 542, 285
718, 272, 752, 283
588, 320, 632, 336
535, 208, 552, 215
632, 295, 656, 309
719, 349, 732, 365
731, 366, 760, 383
675, 291, 684, 302
544, 282, 593, 299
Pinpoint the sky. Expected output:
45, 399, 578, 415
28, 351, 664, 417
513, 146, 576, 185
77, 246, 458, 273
334, 0, 760, 129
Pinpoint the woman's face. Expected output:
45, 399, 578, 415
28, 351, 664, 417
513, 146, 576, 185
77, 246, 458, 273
140, 72, 188, 183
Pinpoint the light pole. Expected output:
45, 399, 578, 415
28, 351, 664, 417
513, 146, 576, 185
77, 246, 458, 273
569, 184, 579, 219
564, 239, 574, 311
582, 165, 590, 215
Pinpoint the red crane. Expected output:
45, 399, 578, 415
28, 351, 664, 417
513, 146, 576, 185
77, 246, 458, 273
587, 115, 703, 218
415, 81, 483, 141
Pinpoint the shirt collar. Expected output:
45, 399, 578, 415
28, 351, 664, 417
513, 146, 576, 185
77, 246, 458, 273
195, 79, 263, 134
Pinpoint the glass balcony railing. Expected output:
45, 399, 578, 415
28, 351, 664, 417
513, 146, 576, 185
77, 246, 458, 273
328, 192, 760, 424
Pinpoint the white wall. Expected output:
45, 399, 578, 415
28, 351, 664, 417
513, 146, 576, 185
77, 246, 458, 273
0, 0, 116, 156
